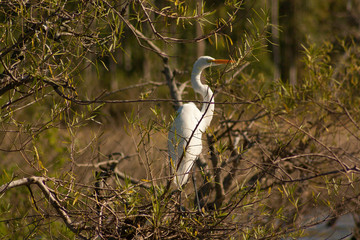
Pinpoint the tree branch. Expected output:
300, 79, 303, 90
0, 176, 88, 239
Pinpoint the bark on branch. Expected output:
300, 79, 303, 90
0, 176, 88, 239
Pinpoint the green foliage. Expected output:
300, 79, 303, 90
1, 0, 360, 239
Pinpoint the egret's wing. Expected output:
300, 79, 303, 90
168, 103, 203, 187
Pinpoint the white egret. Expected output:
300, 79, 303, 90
168, 56, 233, 190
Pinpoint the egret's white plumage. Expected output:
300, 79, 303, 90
168, 56, 233, 188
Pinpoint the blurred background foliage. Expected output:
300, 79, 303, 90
1, 0, 360, 239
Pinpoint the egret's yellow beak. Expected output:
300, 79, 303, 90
209, 59, 235, 64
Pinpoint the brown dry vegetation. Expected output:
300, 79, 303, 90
1, 0, 360, 239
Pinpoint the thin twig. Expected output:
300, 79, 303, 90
0, 176, 88, 239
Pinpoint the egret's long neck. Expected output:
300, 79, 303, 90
191, 66, 215, 130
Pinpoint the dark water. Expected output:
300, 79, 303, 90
300, 214, 354, 240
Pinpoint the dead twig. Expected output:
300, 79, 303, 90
0, 176, 88, 239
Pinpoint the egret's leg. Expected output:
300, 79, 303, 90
178, 190, 187, 212
179, 191, 182, 211
192, 171, 202, 212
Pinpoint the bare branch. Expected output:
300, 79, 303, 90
113, 168, 151, 189
0, 177, 88, 239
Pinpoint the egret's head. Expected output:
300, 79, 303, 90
193, 56, 233, 71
